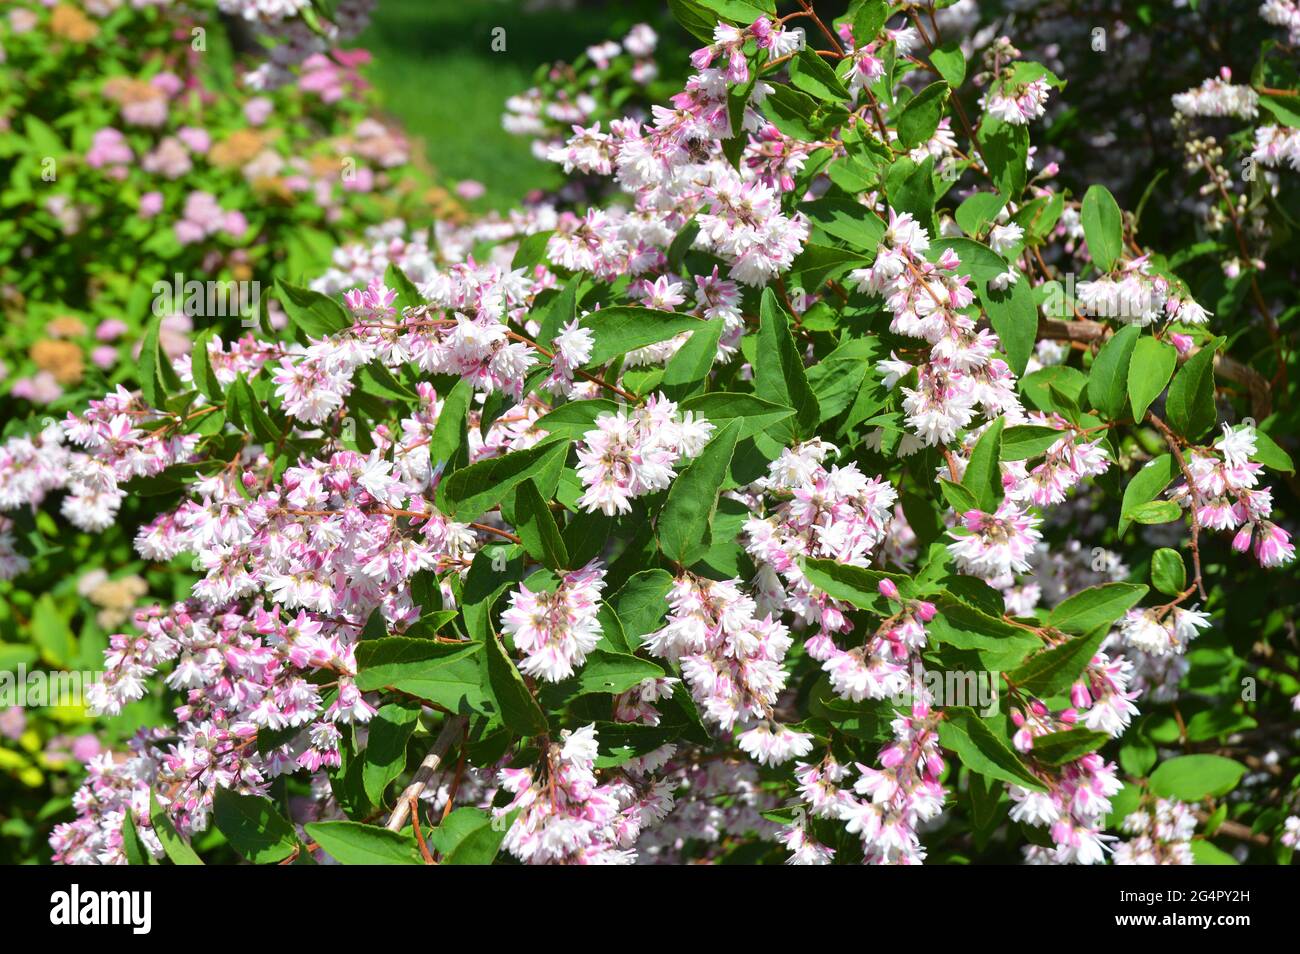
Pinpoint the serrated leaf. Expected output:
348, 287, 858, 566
150, 793, 203, 865
1150, 548, 1186, 596
190, 328, 224, 403
657, 418, 741, 566
896, 81, 949, 149
962, 417, 1004, 512
1149, 755, 1245, 801
580, 307, 702, 366
484, 631, 549, 736
1006, 627, 1109, 697
362, 700, 421, 806
438, 438, 568, 521
576, 649, 665, 695
305, 821, 421, 865
1081, 184, 1123, 271
513, 478, 569, 569
1119, 454, 1179, 535
1086, 324, 1141, 420
1000, 425, 1066, 460
1165, 339, 1221, 439
1047, 582, 1148, 634
213, 789, 300, 864
275, 278, 349, 339
1029, 728, 1110, 766
1127, 337, 1176, 423
756, 288, 819, 440
430, 807, 510, 865
938, 707, 1044, 790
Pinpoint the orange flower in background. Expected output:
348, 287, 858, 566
30, 338, 84, 385
50, 4, 99, 44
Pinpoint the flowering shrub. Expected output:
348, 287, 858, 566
2, 0, 1299, 866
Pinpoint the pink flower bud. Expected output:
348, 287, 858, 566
1070, 682, 1091, 708
877, 578, 900, 600
915, 601, 937, 622
1232, 525, 1253, 553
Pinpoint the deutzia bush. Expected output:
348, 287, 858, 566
1, 0, 1298, 866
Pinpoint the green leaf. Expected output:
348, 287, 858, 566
662, 317, 724, 397
961, 417, 1004, 512
800, 198, 886, 251
576, 649, 665, 695
789, 48, 849, 102
30, 594, 74, 668
1000, 424, 1066, 460
150, 793, 203, 865
938, 708, 1044, 790
756, 288, 819, 440
1149, 755, 1246, 801
1250, 428, 1295, 474
1006, 627, 1109, 698
1258, 93, 1300, 129
1047, 582, 1148, 634
1150, 548, 1186, 596
304, 821, 422, 865
357, 362, 418, 403
1127, 337, 1177, 424
1081, 184, 1123, 271
657, 418, 741, 566
979, 118, 1029, 199
190, 328, 224, 403
362, 700, 422, 806
121, 813, 153, 866
954, 191, 1005, 238
1119, 454, 1179, 535
939, 478, 979, 514
384, 263, 424, 308
533, 399, 619, 442
1125, 499, 1183, 525
355, 638, 484, 711
678, 392, 794, 440
848, 0, 889, 44
611, 570, 674, 648
212, 789, 300, 864
485, 631, 549, 736
802, 558, 911, 614
428, 377, 472, 472
896, 81, 950, 149
1086, 324, 1141, 420
438, 438, 568, 521
513, 478, 569, 569
983, 276, 1036, 376
227, 374, 280, 445
1029, 728, 1110, 766
1165, 339, 1221, 439
580, 307, 701, 366
1190, 840, 1239, 865
510, 230, 553, 270
668, 0, 719, 43
275, 278, 349, 339
430, 807, 510, 865
929, 41, 966, 89
139, 313, 180, 407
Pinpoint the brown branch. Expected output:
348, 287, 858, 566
385, 716, 467, 832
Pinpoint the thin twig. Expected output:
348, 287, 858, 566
385, 716, 467, 832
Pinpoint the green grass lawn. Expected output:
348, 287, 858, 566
359, 0, 670, 212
